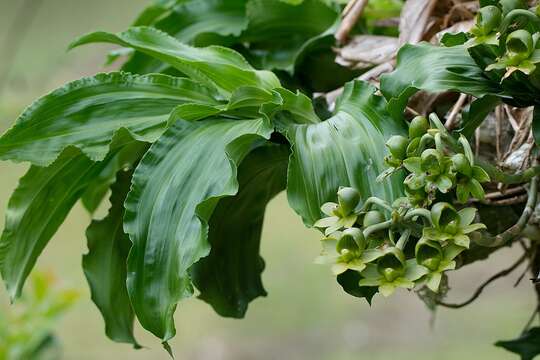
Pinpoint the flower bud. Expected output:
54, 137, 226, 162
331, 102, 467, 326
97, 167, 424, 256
451, 153, 472, 177
415, 240, 443, 271
409, 116, 429, 139
363, 210, 385, 228
506, 29, 534, 60
337, 187, 360, 216
475, 5, 502, 35
377, 248, 406, 282
386, 135, 409, 161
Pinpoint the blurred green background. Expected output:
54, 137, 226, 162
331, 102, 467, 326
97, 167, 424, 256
0, 1, 535, 359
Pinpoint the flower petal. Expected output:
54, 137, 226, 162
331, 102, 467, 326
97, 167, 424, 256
462, 223, 486, 234
360, 263, 381, 279
314, 216, 339, 229
379, 284, 396, 297
321, 202, 339, 216
361, 249, 384, 263
405, 259, 428, 281
359, 277, 381, 287
427, 272, 442, 292
403, 157, 422, 173
453, 234, 470, 248
458, 207, 477, 226
436, 175, 453, 193
331, 263, 348, 275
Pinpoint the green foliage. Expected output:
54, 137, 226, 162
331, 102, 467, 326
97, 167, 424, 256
0, 272, 77, 360
1, 0, 540, 355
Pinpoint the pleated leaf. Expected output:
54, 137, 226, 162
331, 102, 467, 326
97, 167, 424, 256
151, 0, 248, 43
70, 27, 280, 97
123, 116, 273, 342
83, 170, 140, 347
123, 0, 249, 74
242, 0, 338, 71
81, 140, 149, 214
380, 43, 500, 118
192, 144, 289, 318
0, 140, 138, 300
278, 81, 406, 226
0, 72, 217, 166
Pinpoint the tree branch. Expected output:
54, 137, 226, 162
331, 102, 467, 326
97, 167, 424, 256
475, 176, 538, 248
335, 0, 369, 44
436, 252, 528, 309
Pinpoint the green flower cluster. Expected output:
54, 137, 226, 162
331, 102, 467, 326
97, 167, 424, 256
314, 115, 490, 297
469, 0, 540, 79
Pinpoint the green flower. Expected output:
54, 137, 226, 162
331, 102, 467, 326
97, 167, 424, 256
469, 5, 502, 45
358, 248, 428, 297
415, 240, 465, 292
314, 187, 361, 235
451, 153, 491, 203
315, 228, 383, 275
423, 203, 486, 248
486, 30, 540, 78
403, 149, 454, 195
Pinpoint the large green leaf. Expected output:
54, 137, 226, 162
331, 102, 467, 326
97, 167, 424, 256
241, 0, 338, 72
123, 116, 273, 342
0, 72, 216, 166
70, 27, 280, 97
83, 170, 140, 347
278, 81, 406, 226
0, 139, 140, 299
120, 0, 339, 76
380, 43, 501, 118
152, 0, 248, 43
123, 0, 249, 74
192, 144, 289, 318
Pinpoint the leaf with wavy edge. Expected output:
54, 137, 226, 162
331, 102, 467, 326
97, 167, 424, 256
0, 135, 144, 300
123, 0, 249, 74
70, 27, 280, 97
124, 116, 273, 342
242, 0, 338, 71
0, 72, 217, 166
192, 144, 288, 318
81, 141, 150, 214
380, 43, 500, 119
83, 170, 140, 348
278, 81, 406, 226
121, 0, 338, 74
